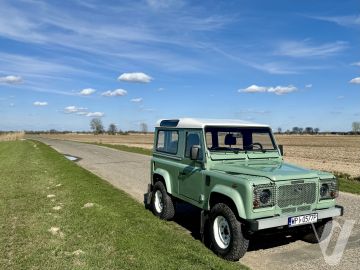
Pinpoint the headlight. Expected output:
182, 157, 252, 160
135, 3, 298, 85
319, 179, 338, 200
253, 184, 275, 208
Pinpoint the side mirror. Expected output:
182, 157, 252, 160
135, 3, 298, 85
190, 145, 201, 160
278, 144, 284, 156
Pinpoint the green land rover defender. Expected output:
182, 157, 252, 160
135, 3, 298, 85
144, 118, 343, 261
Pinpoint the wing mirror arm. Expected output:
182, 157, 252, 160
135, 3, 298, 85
278, 144, 284, 156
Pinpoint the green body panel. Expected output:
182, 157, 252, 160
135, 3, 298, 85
151, 125, 338, 222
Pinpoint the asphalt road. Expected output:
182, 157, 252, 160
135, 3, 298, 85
33, 137, 360, 270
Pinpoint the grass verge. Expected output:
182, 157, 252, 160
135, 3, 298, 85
333, 172, 360, 195
0, 140, 245, 270
91, 142, 152, 156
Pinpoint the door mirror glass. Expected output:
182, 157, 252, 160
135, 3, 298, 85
190, 145, 200, 160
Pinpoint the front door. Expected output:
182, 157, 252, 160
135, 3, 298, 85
178, 130, 204, 203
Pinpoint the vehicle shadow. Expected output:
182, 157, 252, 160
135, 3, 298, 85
171, 202, 300, 251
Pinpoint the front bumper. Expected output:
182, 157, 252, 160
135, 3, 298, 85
246, 205, 343, 231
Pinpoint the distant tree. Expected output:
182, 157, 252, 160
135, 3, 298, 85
90, 118, 104, 135
277, 127, 282, 134
299, 128, 304, 134
108, 123, 117, 135
352, 122, 360, 132
292, 127, 300, 134
140, 122, 148, 133
305, 127, 314, 134
314, 128, 320, 134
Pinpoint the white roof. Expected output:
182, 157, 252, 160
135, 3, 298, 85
156, 118, 269, 128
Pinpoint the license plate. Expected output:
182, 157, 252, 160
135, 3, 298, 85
288, 213, 318, 227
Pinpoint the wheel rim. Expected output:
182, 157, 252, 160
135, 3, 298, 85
213, 215, 231, 249
154, 190, 163, 213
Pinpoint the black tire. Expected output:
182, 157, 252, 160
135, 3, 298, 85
302, 219, 333, 243
151, 181, 175, 220
209, 203, 249, 261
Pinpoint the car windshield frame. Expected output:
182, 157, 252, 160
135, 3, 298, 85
204, 126, 277, 152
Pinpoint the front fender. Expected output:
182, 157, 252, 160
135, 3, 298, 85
153, 168, 173, 194
210, 185, 247, 219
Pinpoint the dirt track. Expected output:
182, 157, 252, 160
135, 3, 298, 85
32, 137, 360, 270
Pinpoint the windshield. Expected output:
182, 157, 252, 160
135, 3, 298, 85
205, 126, 277, 152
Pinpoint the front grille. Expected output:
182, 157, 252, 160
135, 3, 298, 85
277, 183, 316, 208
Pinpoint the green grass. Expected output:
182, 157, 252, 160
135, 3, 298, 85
0, 140, 245, 270
92, 142, 152, 156
333, 172, 360, 195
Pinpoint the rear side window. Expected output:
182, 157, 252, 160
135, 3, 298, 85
156, 130, 179, 154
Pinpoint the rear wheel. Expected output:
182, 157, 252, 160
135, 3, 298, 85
209, 203, 249, 261
302, 219, 333, 243
151, 181, 175, 220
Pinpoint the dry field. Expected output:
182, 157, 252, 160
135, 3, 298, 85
38, 133, 360, 177
275, 134, 360, 177
0, 131, 24, 141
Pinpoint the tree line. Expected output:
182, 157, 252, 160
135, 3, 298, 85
90, 118, 148, 135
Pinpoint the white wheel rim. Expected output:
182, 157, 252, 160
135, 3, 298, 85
213, 216, 231, 249
154, 190, 163, 213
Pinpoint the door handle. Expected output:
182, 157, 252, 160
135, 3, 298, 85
178, 172, 186, 177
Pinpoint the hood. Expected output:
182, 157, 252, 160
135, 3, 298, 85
210, 160, 318, 181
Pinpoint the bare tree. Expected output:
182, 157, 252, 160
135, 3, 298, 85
292, 127, 300, 134
277, 127, 282, 134
108, 123, 117, 135
314, 128, 320, 134
140, 122, 148, 133
305, 127, 314, 134
90, 118, 104, 135
352, 122, 360, 132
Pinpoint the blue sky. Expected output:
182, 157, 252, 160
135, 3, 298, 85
0, 0, 359, 132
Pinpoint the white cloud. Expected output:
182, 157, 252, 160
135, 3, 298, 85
351, 62, 360, 67
64, 106, 87, 113
239, 84, 297, 95
86, 112, 104, 117
238, 84, 267, 93
0, 75, 23, 84
305, 84, 312, 88
337, 95, 345, 99
101, 89, 127, 97
268, 85, 297, 95
33, 101, 48, 106
310, 15, 360, 28
79, 88, 96, 96
131, 97, 143, 103
118, 72, 152, 83
276, 40, 347, 58
157, 87, 165, 91
350, 77, 360, 84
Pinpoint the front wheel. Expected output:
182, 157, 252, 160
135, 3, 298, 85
209, 203, 249, 261
151, 181, 175, 220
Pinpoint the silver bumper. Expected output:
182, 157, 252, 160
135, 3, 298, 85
250, 205, 343, 231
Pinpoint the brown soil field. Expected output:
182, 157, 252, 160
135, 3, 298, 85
38, 133, 360, 177
0, 132, 24, 142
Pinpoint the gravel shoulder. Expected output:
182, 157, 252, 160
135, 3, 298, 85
32, 136, 360, 270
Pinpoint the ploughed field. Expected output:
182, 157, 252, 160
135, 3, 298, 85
39, 133, 360, 177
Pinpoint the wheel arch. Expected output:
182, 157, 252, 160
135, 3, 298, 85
209, 185, 246, 220
152, 168, 172, 194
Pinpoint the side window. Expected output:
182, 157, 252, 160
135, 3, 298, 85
156, 130, 179, 154
185, 132, 202, 159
